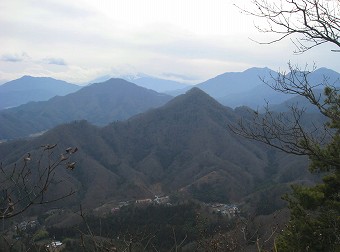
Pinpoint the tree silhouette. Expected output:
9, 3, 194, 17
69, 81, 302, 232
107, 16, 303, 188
0, 144, 78, 219
237, 0, 339, 53
233, 0, 339, 250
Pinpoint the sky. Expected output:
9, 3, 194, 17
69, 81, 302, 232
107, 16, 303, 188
0, 0, 339, 85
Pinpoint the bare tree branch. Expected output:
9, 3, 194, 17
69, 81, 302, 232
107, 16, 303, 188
236, 0, 340, 53
0, 145, 78, 219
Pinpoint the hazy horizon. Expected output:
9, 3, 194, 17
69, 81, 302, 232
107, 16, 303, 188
1, 0, 339, 85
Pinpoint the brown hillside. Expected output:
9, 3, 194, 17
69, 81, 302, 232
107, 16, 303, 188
0, 88, 313, 211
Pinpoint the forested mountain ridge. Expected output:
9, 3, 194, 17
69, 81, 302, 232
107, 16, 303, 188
0, 88, 314, 212
0, 76, 81, 110
0, 78, 172, 140
1, 67, 338, 141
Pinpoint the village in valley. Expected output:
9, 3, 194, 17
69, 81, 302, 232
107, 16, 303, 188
109, 195, 240, 219
7, 194, 241, 251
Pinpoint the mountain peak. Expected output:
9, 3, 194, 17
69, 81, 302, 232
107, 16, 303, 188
180, 87, 216, 103
243, 66, 272, 73
104, 78, 130, 84
185, 87, 206, 95
19, 75, 58, 82
88, 78, 138, 89
162, 87, 226, 112
21, 75, 34, 79
196, 67, 277, 98
0, 76, 81, 110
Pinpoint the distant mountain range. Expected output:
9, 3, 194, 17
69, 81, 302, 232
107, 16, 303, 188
0, 79, 172, 140
2, 67, 338, 112
89, 73, 189, 93
0, 76, 81, 110
1, 67, 338, 141
167, 67, 340, 109
127, 75, 189, 93
197, 67, 277, 97
0, 88, 314, 211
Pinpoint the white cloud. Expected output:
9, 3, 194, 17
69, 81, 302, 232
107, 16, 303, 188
0, 0, 338, 84
1, 52, 31, 62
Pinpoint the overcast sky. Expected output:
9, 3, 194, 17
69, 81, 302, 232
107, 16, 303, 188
0, 0, 338, 84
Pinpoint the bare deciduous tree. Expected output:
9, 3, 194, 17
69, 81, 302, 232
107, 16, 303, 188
230, 63, 338, 162
0, 144, 78, 220
233, 0, 340, 250
232, 0, 339, 169
237, 0, 340, 53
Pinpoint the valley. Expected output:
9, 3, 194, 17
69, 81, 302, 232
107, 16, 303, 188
0, 67, 337, 251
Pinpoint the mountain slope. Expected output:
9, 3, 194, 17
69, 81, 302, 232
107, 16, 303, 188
89, 74, 190, 93
305, 67, 340, 86
219, 67, 340, 109
196, 67, 277, 98
0, 76, 81, 110
218, 84, 292, 108
0, 78, 172, 140
101, 88, 268, 198
0, 88, 313, 211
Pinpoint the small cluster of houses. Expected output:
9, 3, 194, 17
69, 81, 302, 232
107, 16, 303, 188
136, 195, 170, 205
46, 240, 63, 250
207, 203, 240, 219
111, 195, 171, 214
